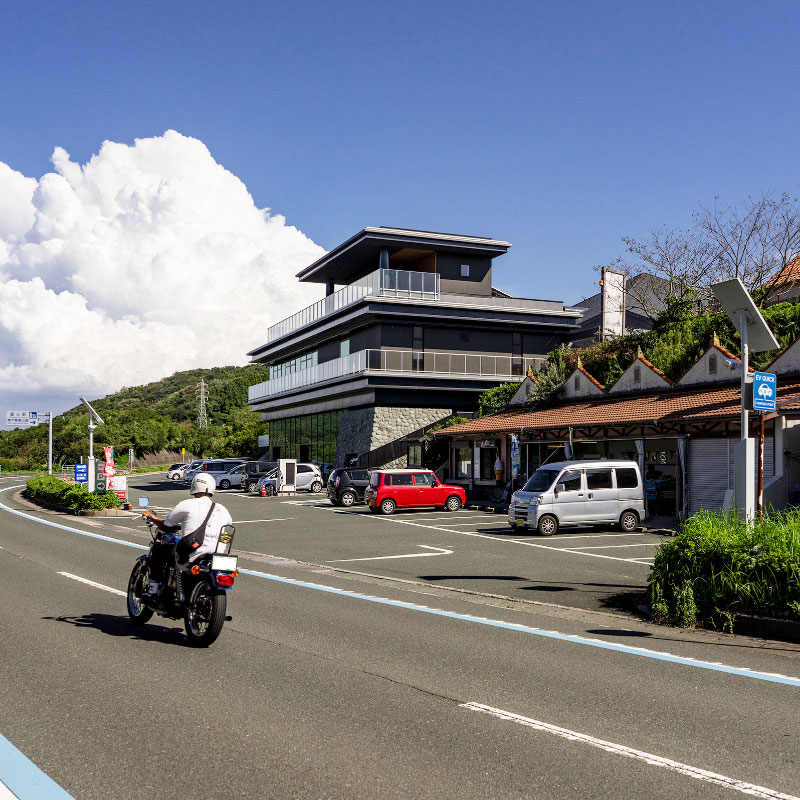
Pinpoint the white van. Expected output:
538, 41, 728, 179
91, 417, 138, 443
508, 460, 644, 536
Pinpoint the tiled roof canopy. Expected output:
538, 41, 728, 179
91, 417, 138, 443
434, 378, 800, 437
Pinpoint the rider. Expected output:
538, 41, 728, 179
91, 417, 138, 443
141, 473, 233, 596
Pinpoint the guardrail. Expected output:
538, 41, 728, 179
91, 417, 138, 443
265, 268, 440, 343
248, 348, 524, 401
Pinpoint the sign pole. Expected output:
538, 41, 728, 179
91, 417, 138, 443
47, 411, 53, 475
758, 412, 764, 520
740, 311, 748, 441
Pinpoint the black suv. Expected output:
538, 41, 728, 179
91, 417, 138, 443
242, 460, 277, 492
327, 468, 371, 506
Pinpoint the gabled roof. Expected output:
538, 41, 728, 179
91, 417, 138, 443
608, 346, 673, 394
564, 357, 605, 395
767, 254, 800, 288
677, 333, 754, 386
432, 378, 800, 437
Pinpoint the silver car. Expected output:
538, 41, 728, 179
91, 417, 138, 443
255, 463, 323, 495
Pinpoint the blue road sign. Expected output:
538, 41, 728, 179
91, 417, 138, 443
753, 371, 777, 412
74, 464, 89, 482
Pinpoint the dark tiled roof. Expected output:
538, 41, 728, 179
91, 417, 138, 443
434, 379, 800, 436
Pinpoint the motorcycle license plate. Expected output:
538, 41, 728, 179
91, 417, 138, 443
211, 554, 238, 572
516, 519, 525, 528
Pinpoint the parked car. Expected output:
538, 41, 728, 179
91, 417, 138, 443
184, 458, 248, 485
166, 463, 186, 481
242, 460, 278, 493
256, 463, 323, 496
364, 469, 465, 515
327, 468, 371, 506
217, 463, 245, 490
508, 460, 644, 536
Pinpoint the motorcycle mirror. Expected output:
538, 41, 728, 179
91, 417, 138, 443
138, 497, 150, 508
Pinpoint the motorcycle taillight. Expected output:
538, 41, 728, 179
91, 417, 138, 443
216, 573, 235, 588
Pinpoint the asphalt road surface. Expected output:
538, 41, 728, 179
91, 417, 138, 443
1, 474, 799, 799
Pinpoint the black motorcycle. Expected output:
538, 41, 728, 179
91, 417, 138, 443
126, 501, 238, 647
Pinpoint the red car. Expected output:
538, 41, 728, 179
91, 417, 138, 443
365, 469, 466, 515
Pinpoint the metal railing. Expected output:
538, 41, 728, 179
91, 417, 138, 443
248, 348, 523, 401
265, 268, 440, 343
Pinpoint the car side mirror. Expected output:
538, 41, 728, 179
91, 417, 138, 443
556, 484, 566, 493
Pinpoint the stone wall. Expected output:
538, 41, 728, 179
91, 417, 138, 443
335, 406, 452, 468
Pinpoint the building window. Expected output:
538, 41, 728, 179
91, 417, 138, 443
709, 354, 717, 374
412, 326, 424, 371
575, 375, 581, 391
455, 446, 472, 479
460, 331, 470, 342
407, 443, 422, 467
340, 338, 350, 358
461, 264, 470, 277
512, 331, 523, 376
480, 447, 498, 481
633, 366, 641, 384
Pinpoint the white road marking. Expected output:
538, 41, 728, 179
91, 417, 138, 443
328, 545, 453, 563
58, 572, 126, 597
231, 518, 293, 524
561, 543, 661, 550
432, 521, 510, 527
0, 779, 20, 799
460, 703, 799, 800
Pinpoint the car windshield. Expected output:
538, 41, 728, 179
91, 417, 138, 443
522, 468, 560, 493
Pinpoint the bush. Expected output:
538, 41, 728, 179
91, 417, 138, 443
26, 475, 121, 512
649, 510, 800, 625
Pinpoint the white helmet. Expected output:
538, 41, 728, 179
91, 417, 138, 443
190, 473, 216, 496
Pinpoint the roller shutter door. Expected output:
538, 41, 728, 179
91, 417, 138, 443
688, 439, 730, 515
689, 437, 774, 516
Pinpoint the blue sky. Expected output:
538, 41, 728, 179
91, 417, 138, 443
2, 0, 798, 302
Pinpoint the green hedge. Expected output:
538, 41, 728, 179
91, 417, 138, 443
650, 510, 800, 628
26, 475, 121, 511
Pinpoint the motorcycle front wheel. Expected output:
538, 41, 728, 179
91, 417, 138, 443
184, 580, 227, 647
127, 559, 154, 624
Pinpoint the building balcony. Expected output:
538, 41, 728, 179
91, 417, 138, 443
248, 348, 526, 402
265, 268, 440, 344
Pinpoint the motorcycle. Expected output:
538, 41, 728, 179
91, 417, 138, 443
126, 496, 238, 647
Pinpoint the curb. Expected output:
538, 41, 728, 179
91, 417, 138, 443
19, 491, 138, 518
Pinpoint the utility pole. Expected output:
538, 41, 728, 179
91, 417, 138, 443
197, 379, 208, 429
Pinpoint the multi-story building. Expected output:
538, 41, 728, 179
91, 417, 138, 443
246, 227, 584, 469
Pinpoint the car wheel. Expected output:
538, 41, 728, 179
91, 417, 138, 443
444, 495, 462, 512
265, 485, 275, 497
340, 491, 356, 507
380, 498, 396, 515
247, 482, 258, 493
171, 473, 181, 481
310, 480, 323, 493
619, 510, 639, 532
219, 479, 231, 489
537, 514, 558, 536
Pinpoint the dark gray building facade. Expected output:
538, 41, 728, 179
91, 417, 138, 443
247, 227, 583, 468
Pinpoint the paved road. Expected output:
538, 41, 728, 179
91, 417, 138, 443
1, 474, 799, 799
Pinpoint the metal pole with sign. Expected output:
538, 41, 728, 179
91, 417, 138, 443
711, 280, 779, 521
80, 397, 105, 492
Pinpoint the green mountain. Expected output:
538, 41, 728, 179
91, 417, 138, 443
0, 364, 270, 471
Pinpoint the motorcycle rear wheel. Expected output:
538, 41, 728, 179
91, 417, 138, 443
127, 560, 154, 624
184, 580, 227, 647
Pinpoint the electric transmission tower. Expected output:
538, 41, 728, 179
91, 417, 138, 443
197, 379, 208, 429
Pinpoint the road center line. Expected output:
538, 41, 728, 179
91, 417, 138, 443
3, 489, 798, 688
460, 703, 799, 800
58, 572, 127, 597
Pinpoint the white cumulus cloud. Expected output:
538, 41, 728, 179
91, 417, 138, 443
0, 131, 324, 415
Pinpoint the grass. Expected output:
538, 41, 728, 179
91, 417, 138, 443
650, 510, 800, 628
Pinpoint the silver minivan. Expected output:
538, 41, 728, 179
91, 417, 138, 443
508, 460, 644, 536
184, 458, 247, 486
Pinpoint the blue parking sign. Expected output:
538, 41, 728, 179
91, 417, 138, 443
753, 372, 777, 412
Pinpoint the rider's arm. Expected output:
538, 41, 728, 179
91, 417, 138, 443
141, 509, 180, 533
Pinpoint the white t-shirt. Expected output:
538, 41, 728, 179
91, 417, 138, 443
163, 496, 233, 561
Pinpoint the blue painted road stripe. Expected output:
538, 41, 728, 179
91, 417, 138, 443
0, 734, 73, 799
2, 489, 799, 689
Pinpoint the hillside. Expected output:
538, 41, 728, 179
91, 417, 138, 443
0, 364, 270, 471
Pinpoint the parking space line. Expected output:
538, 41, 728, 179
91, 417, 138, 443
561, 543, 662, 550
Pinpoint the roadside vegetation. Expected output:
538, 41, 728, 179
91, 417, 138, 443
649, 510, 800, 630
25, 475, 121, 512
0, 364, 270, 471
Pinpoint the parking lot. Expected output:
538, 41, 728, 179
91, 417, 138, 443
112, 475, 669, 614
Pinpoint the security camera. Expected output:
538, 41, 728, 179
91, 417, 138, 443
720, 357, 740, 371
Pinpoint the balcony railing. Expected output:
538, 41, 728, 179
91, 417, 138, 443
248, 348, 524, 401
265, 268, 440, 344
